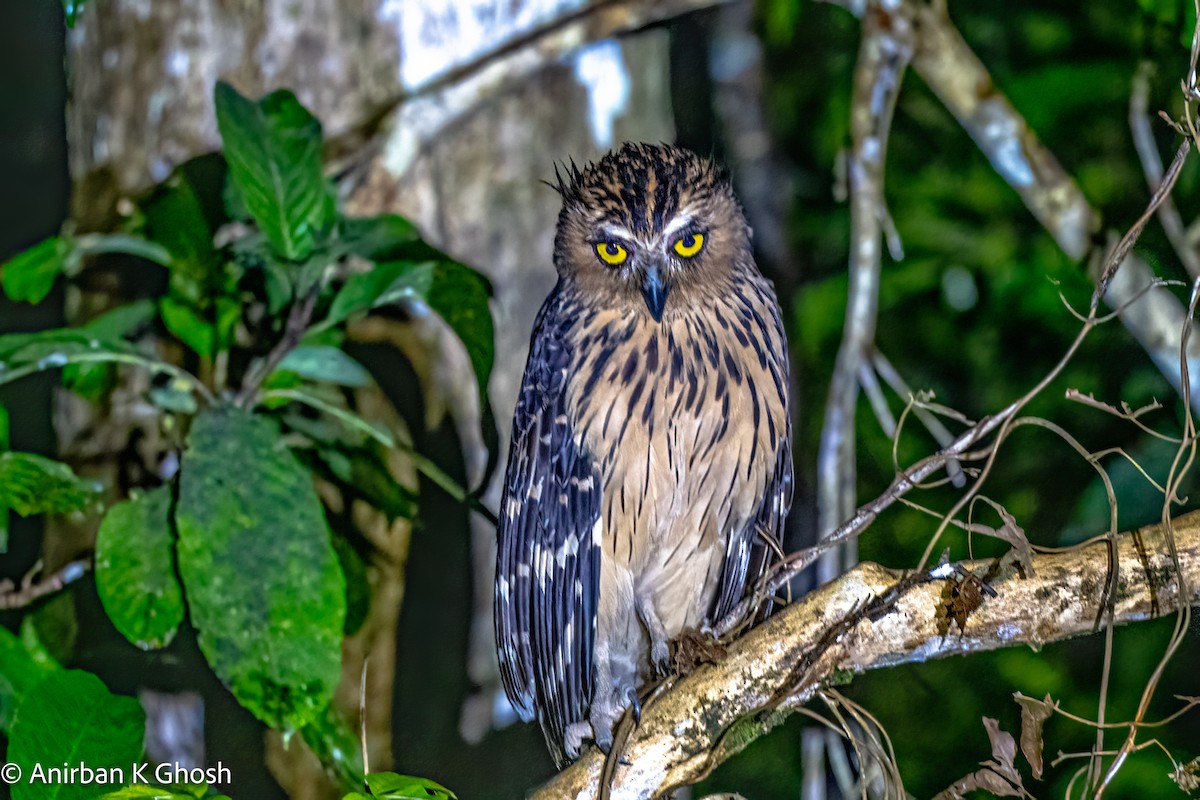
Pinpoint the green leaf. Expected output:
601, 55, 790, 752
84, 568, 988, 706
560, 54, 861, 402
300, 703, 365, 790
329, 448, 417, 524
1, 237, 71, 304
159, 297, 240, 360
0, 329, 201, 397
332, 534, 370, 636
8, 670, 144, 800
274, 346, 372, 387
0, 328, 137, 366
142, 175, 224, 307
160, 297, 215, 358
337, 215, 438, 262
327, 260, 494, 401
176, 406, 345, 730
0, 452, 101, 516
364, 773, 457, 799
0, 235, 171, 306
61, 300, 159, 401
0, 403, 8, 552
95, 487, 184, 650
0, 624, 57, 732
19, 617, 61, 674
214, 82, 330, 261
76, 234, 173, 267
102, 788, 196, 799
148, 379, 201, 415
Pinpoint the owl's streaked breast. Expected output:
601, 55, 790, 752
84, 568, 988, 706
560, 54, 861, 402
566, 271, 788, 635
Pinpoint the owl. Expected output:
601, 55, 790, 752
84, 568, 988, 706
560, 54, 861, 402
494, 142, 792, 766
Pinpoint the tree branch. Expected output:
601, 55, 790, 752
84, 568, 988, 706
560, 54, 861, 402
817, 1, 915, 583
531, 512, 1200, 799
837, 0, 1200, 411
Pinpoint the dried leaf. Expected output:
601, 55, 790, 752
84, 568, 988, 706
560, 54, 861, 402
940, 565, 995, 635
934, 718, 1027, 799
977, 497, 1035, 575
1014, 692, 1056, 779
1171, 756, 1200, 794
983, 717, 1020, 780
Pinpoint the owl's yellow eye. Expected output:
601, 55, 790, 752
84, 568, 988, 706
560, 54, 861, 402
673, 232, 705, 258
595, 241, 628, 266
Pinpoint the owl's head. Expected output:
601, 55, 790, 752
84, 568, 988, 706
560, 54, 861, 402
551, 142, 752, 322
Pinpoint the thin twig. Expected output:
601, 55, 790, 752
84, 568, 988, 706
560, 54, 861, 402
872, 350, 965, 487
1130, 61, 1200, 280
236, 284, 321, 408
0, 559, 91, 609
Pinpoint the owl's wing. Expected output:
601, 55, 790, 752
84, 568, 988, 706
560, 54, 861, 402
711, 290, 793, 624
494, 284, 601, 765
711, 433, 792, 623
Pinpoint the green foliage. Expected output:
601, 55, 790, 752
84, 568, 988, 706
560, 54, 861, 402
177, 406, 346, 730
0, 234, 171, 304
0, 623, 57, 731
327, 259, 494, 401
274, 345, 373, 387
344, 773, 457, 800
0, 237, 69, 304
95, 487, 184, 650
300, 703, 367, 789
0, 402, 8, 550
0, 452, 101, 516
0, 82, 484, 798
7, 670, 145, 800
102, 787, 229, 800
215, 82, 333, 262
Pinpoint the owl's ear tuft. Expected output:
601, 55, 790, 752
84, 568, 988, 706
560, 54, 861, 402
545, 159, 585, 202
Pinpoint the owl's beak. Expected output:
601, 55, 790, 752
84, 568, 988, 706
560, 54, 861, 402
642, 264, 669, 322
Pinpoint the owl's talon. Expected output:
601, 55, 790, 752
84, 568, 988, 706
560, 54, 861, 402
563, 721, 591, 760
594, 726, 614, 755
623, 685, 642, 725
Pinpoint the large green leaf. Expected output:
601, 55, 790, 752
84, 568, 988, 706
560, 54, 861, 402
214, 82, 331, 261
0, 624, 57, 732
0, 452, 101, 516
327, 260, 494, 401
95, 487, 184, 650
176, 406, 345, 730
7, 670, 144, 800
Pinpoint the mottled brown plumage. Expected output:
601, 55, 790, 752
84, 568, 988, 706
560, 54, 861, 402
495, 142, 792, 766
